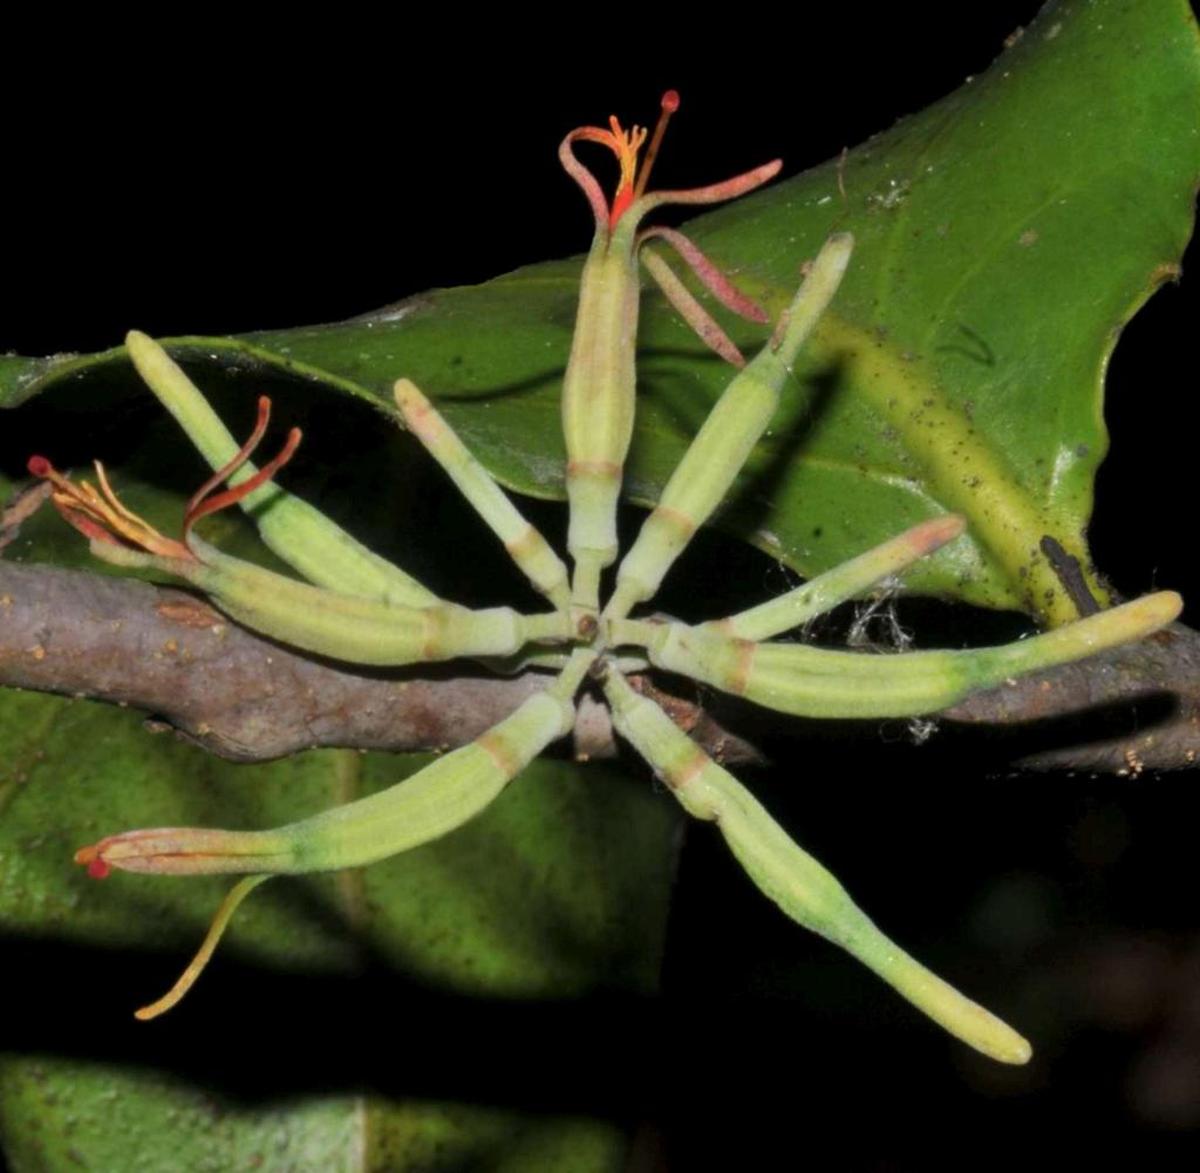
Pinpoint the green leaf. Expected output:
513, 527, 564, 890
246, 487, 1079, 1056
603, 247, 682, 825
2, 1, 1197, 623
0, 689, 678, 1170
0, 1057, 632, 1173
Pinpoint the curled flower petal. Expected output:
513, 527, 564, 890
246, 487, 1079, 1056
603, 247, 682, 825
558, 131, 613, 232
29, 397, 302, 569
641, 247, 747, 367
633, 158, 783, 222
638, 226, 768, 323
182, 394, 271, 530
561, 118, 648, 230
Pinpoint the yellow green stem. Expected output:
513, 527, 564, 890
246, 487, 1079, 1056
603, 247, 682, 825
600, 668, 1030, 1064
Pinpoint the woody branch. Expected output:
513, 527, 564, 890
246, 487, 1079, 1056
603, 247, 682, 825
0, 560, 760, 766
2, 559, 1197, 773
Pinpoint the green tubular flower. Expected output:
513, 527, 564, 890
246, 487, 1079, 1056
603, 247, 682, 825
28, 409, 567, 667
707, 515, 969, 641
125, 330, 439, 608
78, 686, 577, 880
599, 666, 1031, 1065
558, 91, 781, 613
624, 591, 1182, 719
75, 652, 590, 1020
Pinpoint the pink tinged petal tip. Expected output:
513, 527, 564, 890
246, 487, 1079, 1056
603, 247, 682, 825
910, 514, 967, 553
639, 158, 783, 215
641, 248, 747, 367
75, 827, 272, 877
639, 226, 769, 323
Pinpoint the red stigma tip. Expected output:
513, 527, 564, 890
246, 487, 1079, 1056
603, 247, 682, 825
661, 90, 680, 113
27, 455, 51, 477
87, 857, 111, 880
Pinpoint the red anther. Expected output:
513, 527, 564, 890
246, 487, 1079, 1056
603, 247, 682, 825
661, 90, 680, 113
27, 455, 51, 477
87, 857, 111, 880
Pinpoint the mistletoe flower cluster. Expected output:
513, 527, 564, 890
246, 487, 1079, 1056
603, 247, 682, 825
31, 94, 1181, 1057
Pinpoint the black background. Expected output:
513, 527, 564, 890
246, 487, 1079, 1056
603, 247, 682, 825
3, 4, 1200, 1169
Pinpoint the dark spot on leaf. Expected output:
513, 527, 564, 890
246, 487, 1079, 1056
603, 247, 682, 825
936, 323, 995, 367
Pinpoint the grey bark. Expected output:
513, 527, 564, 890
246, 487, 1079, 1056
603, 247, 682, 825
3, 560, 1199, 771
0, 562, 762, 766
